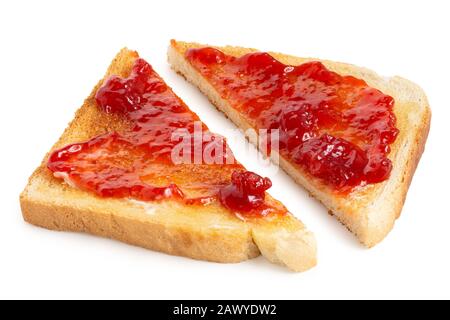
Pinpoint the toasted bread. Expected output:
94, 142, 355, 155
20, 48, 317, 272
168, 40, 431, 247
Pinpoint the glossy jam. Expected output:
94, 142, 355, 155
186, 48, 399, 192
219, 171, 272, 212
47, 58, 284, 216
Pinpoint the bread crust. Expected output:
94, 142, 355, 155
20, 48, 317, 271
169, 40, 431, 247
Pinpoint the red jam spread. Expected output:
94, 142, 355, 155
47, 57, 285, 216
186, 47, 399, 192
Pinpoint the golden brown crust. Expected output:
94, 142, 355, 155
169, 39, 431, 247
20, 193, 260, 263
19, 48, 317, 271
396, 104, 431, 217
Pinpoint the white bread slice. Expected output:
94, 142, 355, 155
168, 40, 431, 247
20, 48, 316, 272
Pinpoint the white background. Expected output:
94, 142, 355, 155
0, 0, 448, 300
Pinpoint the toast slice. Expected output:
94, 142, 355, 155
168, 40, 431, 247
20, 48, 316, 272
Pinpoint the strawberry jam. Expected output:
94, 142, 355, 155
186, 48, 399, 192
219, 171, 272, 212
47, 57, 284, 216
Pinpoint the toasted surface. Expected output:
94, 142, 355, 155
20, 48, 316, 272
169, 40, 431, 247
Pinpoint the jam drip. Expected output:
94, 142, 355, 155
186, 48, 399, 192
48, 57, 282, 215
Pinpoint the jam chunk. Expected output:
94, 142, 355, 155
219, 171, 272, 212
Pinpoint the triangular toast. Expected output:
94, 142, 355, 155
20, 48, 316, 272
168, 40, 431, 247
